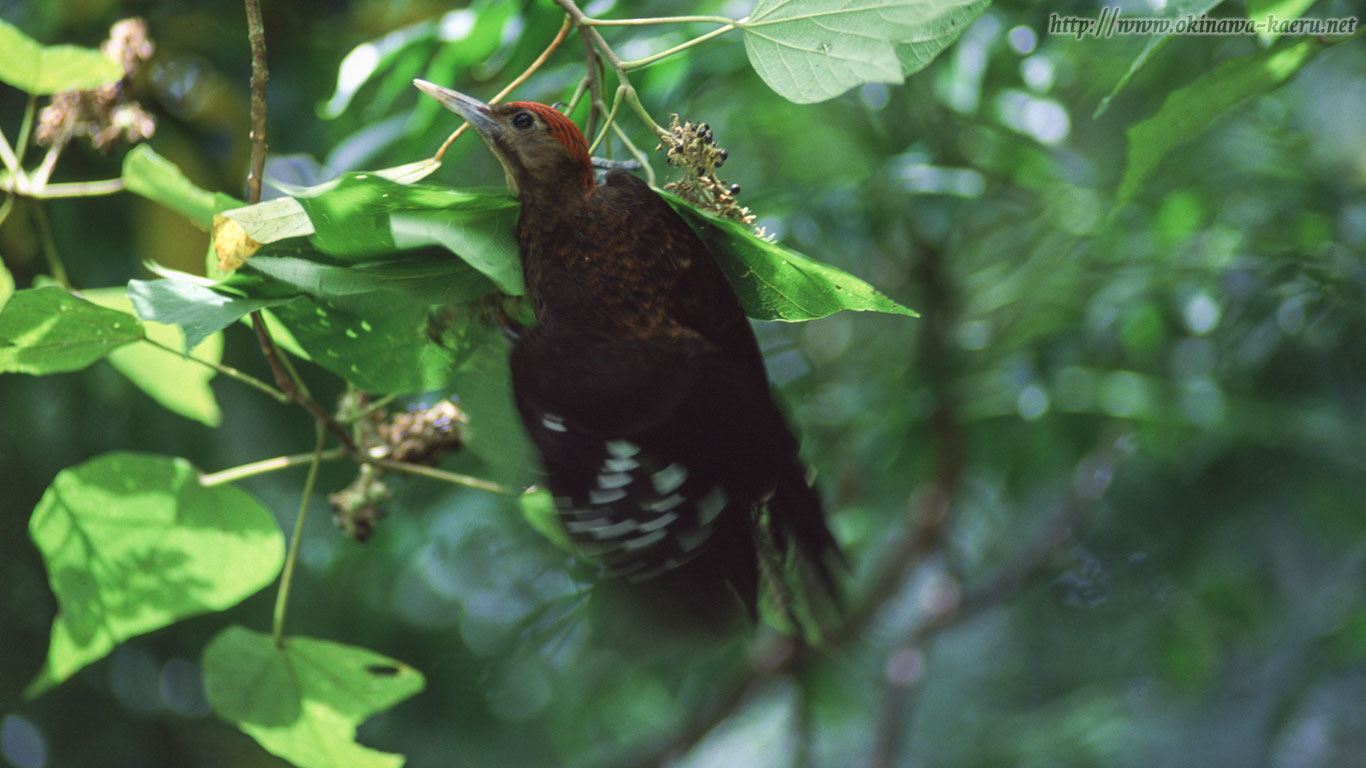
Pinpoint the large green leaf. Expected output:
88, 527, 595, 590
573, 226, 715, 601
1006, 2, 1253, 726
122, 145, 242, 230
739, 0, 990, 103
285, 174, 523, 294
203, 625, 425, 768
82, 287, 224, 427
267, 293, 482, 394
1115, 37, 1324, 209
0, 287, 144, 374
26, 453, 284, 696
665, 193, 917, 321
0, 19, 124, 95
244, 252, 496, 305
204, 172, 912, 323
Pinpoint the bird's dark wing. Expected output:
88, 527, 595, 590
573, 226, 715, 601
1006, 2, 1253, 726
592, 170, 767, 380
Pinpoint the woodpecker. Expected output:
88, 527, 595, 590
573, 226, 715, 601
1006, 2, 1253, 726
415, 80, 840, 626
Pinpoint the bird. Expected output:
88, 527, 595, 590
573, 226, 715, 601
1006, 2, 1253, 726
414, 79, 841, 632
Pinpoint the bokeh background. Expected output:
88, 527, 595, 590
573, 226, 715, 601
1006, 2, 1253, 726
2, 0, 1364, 766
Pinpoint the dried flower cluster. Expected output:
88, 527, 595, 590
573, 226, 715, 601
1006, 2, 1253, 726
329, 395, 469, 541
36, 18, 156, 151
659, 114, 765, 236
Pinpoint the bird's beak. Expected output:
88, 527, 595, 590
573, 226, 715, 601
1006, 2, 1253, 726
413, 79, 501, 140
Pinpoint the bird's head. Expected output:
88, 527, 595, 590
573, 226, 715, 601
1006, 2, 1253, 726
414, 79, 593, 200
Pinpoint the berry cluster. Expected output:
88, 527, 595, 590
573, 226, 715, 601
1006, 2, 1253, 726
659, 114, 758, 230
329, 394, 468, 540
36, 18, 156, 152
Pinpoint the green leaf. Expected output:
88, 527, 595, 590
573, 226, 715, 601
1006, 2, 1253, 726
519, 486, 573, 552
26, 453, 284, 696
0, 287, 144, 374
1115, 37, 1324, 209
739, 0, 989, 104
664, 193, 918, 321
0, 19, 124, 95
82, 286, 224, 427
895, 0, 991, 76
267, 293, 482, 394
289, 175, 523, 294
123, 145, 242, 230
0, 259, 13, 312
1092, 0, 1225, 119
127, 274, 294, 352
451, 334, 537, 489
203, 625, 425, 768
244, 252, 496, 305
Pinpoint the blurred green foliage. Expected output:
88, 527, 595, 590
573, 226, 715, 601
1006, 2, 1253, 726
2, 0, 1365, 767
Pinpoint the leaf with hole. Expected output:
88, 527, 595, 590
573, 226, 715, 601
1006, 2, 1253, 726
203, 625, 424, 768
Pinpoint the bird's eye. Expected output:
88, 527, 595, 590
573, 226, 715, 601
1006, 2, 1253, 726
511, 111, 535, 131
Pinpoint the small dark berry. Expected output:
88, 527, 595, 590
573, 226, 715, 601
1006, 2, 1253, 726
729, 183, 741, 196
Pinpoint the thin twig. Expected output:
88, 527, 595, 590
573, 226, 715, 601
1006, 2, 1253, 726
587, 85, 625, 155
240, 0, 357, 454
577, 26, 604, 140
434, 15, 573, 161
0, 127, 22, 176
244, 0, 268, 204
14, 94, 36, 168
30, 202, 70, 289
200, 448, 349, 486
273, 424, 326, 647
581, 14, 737, 27
620, 24, 737, 70
140, 335, 289, 404
368, 457, 515, 495
27, 179, 125, 198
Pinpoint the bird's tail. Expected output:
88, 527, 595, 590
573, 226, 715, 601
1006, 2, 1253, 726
756, 462, 844, 642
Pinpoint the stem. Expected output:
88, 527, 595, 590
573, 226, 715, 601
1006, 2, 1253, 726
239, 0, 357, 454
30, 143, 62, 188
140, 335, 289, 403
272, 425, 326, 647
368, 457, 514, 495
201, 447, 348, 486
611, 120, 655, 186
581, 14, 737, 27
578, 27, 603, 140
588, 86, 625, 155
0, 127, 21, 176
564, 75, 591, 116
244, 0, 268, 205
434, 15, 573, 161
14, 94, 36, 168
251, 312, 359, 453
29, 178, 125, 198
30, 202, 70, 289
620, 24, 737, 70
